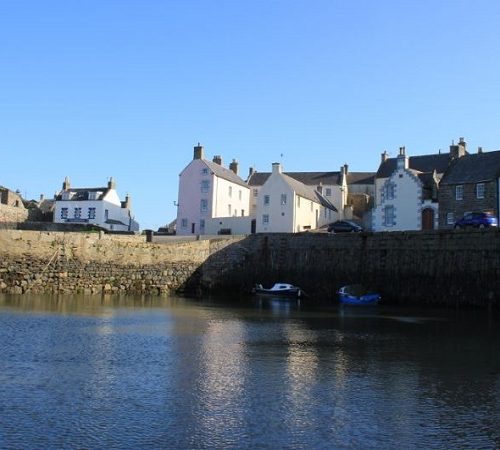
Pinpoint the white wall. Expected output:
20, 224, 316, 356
372, 169, 422, 231
256, 174, 294, 233
205, 216, 252, 235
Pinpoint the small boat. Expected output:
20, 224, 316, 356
253, 283, 302, 298
338, 284, 380, 306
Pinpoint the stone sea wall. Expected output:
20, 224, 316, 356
198, 230, 500, 308
1, 229, 499, 308
0, 230, 242, 295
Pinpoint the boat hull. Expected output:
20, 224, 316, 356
339, 293, 380, 306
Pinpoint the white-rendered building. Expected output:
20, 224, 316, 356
256, 163, 337, 233
176, 144, 250, 235
372, 147, 441, 231
53, 177, 139, 232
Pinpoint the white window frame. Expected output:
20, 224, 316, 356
201, 180, 209, 193
455, 185, 464, 201
228, 186, 232, 198
476, 183, 485, 199
262, 214, 269, 224
281, 194, 287, 205
325, 188, 332, 197
264, 195, 270, 206
181, 218, 188, 228
200, 199, 208, 212
88, 207, 96, 219
446, 212, 454, 225
74, 207, 82, 219
61, 207, 68, 219
384, 205, 395, 226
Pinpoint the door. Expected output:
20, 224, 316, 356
422, 208, 434, 230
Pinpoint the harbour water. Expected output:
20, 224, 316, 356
0, 294, 499, 449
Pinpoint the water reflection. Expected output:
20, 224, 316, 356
0, 294, 499, 449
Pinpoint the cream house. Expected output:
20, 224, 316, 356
256, 163, 337, 233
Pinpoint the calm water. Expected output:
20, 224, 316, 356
0, 294, 499, 450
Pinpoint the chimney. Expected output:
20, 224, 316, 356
248, 166, 256, 178
193, 143, 204, 160
229, 159, 239, 175
397, 146, 409, 170
108, 177, 116, 189
272, 162, 282, 174
122, 194, 131, 209
62, 176, 70, 191
478, 146, 483, 154
450, 137, 467, 159
381, 150, 388, 163
39, 194, 44, 201
213, 155, 222, 166
343, 163, 348, 175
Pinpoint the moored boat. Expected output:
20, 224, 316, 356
338, 284, 380, 306
253, 283, 302, 298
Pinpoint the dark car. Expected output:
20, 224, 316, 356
328, 220, 363, 233
454, 212, 498, 229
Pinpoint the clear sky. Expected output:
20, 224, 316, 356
2, 0, 500, 230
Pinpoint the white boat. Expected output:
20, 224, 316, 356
253, 283, 302, 298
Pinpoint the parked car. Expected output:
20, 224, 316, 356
454, 212, 498, 229
328, 220, 363, 233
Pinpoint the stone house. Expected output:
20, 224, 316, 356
371, 139, 467, 231
0, 186, 28, 224
255, 162, 337, 233
54, 177, 139, 232
438, 148, 500, 228
176, 144, 250, 235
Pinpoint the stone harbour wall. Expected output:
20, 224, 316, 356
0, 230, 243, 295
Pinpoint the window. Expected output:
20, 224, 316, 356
297, 196, 301, 207
262, 214, 269, 224
446, 212, 454, 225
325, 188, 332, 197
253, 188, 258, 197
385, 183, 395, 200
181, 218, 188, 228
61, 207, 68, 219
201, 180, 209, 193
88, 207, 96, 219
239, 190, 242, 200
200, 219, 205, 231
228, 204, 232, 216
384, 205, 395, 226
476, 183, 485, 199
310, 201, 313, 212
200, 199, 208, 212
281, 194, 287, 205
62, 192, 71, 200
74, 207, 82, 219
455, 185, 464, 200
264, 195, 270, 205
228, 186, 232, 197
202, 168, 209, 175
241, 209, 245, 216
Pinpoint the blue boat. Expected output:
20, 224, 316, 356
338, 285, 381, 306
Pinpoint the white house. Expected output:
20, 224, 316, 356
256, 162, 337, 233
176, 144, 250, 235
53, 177, 139, 232
372, 147, 446, 231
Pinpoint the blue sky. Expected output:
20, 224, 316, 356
2, 0, 500, 230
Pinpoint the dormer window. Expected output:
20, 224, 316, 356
88, 191, 97, 200
62, 191, 71, 200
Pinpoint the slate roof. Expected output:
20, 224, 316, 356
376, 153, 452, 178
440, 150, 500, 185
204, 160, 248, 188
281, 173, 337, 211
55, 188, 109, 201
247, 171, 375, 187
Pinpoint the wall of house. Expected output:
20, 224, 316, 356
212, 176, 250, 218
0, 203, 28, 225
293, 194, 321, 232
372, 169, 421, 231
256, 174, 294, 232
438, 180, 499, 228
176, 159, 206, 235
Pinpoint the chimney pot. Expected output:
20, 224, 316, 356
213, 155, 222, 166
229, 158, 239, 175
193, 144, 204, 160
